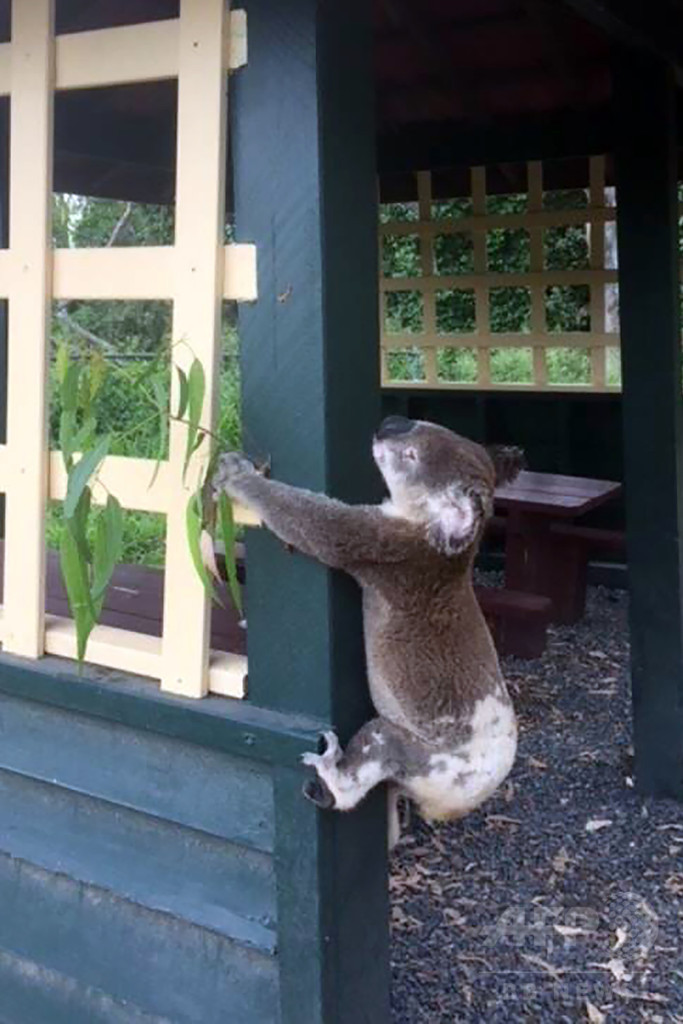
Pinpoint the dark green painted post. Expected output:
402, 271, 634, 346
232, 2, 390, 1021
614, 53, 683, 798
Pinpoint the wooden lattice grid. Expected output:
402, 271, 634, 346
0, 0, 256, 699
379, 157, 628, 392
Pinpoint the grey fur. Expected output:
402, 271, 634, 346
214, 419, 523, 838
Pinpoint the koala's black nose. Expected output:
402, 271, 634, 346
375, 416, 415, 440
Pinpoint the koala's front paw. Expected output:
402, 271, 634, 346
212, 451, 257, 498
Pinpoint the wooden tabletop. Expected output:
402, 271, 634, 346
495, 470, 622, 518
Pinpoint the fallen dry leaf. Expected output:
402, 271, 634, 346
585, 1000, 606, 1023
554, 924, 590, 938
590, 957, 632, 983
664, 873, 683, 896
552, 847, 571, 873
585, 819, 613, 833
485, 815, 522, 827
614, 989, 669, 1005
520, 953, 567, 983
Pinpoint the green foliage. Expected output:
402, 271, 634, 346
436, 289, 475, 333
487, 228, 530, 273
386, 348, 424, 382
437, 348, 477, 383
52, 341, 243, 665
380, 188, 602, 386
382, 235, 420, 278
56, 350, 124, 666
218, 492, 242, 615
434, 233, 473, 275
490, 348, 533, 385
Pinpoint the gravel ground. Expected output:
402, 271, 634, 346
390, 583, 683, 1023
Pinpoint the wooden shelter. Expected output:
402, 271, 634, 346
0, 0, 681, 1020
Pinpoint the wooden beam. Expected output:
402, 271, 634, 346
614, 53, 683, 798
377, 106, 617, 175
560, 0, 683, 76
233, 0, 390, 1021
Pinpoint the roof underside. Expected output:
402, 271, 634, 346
0, 0, 681, 202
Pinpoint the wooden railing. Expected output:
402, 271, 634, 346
379, 156, 630, 392
0, 1, 255, 698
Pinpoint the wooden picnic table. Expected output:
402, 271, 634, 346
494, 470, 622, 624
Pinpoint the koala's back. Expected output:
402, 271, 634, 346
358, 556, 502, 739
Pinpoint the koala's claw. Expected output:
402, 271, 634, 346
212, 451, 256, 497
302, 776, 336, 809
302, 730, 341, 770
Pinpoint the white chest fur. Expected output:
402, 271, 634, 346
406, 692, 518, 821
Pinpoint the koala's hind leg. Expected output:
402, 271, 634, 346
302, 718, 411, 813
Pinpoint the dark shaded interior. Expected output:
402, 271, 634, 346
0, 0, 680, 202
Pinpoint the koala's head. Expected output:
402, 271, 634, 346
372, 416, 524, 556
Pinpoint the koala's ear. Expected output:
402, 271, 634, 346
487, 445, 526, 486
427, 491, 483, 556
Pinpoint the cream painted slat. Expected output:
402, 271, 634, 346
381, 269, 619, 292
46, 451, 260, 525
3, 0, 54, 658
470, 167, 491, 387
381, 331, 618, 350
161, 0, 229, 697
379, 206, 617, 235
41, 617, 247, 698
51, 244, 256, 301
55, 20, 179, 89
0, 12, 248, 96
528, 161, 547, 387
589, 156, 607, 388
417, 172, 437, 386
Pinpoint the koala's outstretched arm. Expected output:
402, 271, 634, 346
213, 452, 414, 570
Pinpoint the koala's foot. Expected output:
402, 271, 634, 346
301, 723, 398, 813
302, 731, 342, 808
302, 775, 335, 809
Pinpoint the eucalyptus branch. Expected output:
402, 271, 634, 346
54, 305, 117, 356
106, 201, 134, 247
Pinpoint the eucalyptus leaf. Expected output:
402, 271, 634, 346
72, 486, 92, 566
176, 366, 190, 422
92, 495, 124, 611
55, 341, 69, 386
61, 362, 80, 414
89, 351, 107, 401
186, 489, 216, 600
79, 363, 93, 418
64, 435, 109, 519
218, 491, 242, 615
59, 410, 77, 470
183, 359, 205, 481
73, 416, 97, 454
60, 524, 96, 665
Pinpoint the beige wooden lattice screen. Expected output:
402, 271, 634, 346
0, 1, 256, 699
379, 157, 623, 392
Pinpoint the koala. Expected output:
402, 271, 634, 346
214, 417, 524, 845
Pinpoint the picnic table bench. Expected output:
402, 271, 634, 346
492, 470, 623, 625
